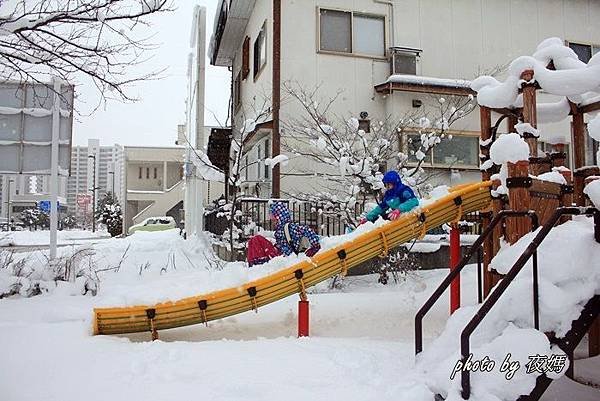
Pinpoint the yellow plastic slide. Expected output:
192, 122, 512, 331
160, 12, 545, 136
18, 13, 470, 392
93, 181, 492, 335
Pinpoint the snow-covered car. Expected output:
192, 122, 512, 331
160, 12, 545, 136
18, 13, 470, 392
128, 216, 176, 234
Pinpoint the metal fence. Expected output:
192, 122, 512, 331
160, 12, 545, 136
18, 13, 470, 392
204, 199, 484, 239
204, 198, 364, 239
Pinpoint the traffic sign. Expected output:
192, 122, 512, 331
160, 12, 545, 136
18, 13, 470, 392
39, 200, 59, 213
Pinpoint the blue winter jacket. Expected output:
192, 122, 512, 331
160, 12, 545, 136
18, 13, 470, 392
366, 175, 419, 222
270, 202, 321, 256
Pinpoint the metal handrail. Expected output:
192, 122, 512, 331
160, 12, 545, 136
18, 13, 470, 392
460, 206, 598, 400
415, 210, 539, 355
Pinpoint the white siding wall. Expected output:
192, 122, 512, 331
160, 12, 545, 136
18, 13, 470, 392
227, 0, 600, 195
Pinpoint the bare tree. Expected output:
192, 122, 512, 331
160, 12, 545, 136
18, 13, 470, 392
0, 0, 172, 103
216, 100, 272, 261
280, 82, 476, 228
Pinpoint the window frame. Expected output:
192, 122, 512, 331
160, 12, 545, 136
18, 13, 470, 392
233, 71, 242, 111
317, 7, 387, 60
402, 130, 481, 170
253, 20, 267, 81
242, 36, 250, 80
566, 40, 600, 63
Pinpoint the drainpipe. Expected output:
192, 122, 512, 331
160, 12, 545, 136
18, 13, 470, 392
374, 0, 394, 46
272, 0, 281, 198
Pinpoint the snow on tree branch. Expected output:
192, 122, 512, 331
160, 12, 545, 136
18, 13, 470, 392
0, 0, 172, 104
281, 82, 475, 226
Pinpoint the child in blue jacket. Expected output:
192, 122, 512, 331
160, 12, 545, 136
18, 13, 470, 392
270, 202, 321, 257
360, 170, 419, 223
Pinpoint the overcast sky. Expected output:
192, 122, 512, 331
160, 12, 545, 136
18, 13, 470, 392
73, 0, 229, 147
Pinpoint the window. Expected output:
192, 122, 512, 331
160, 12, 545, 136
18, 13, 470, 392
146, 167, 150, 179
406, 132, 479, 168
138, 167, 142, 179
319, 9, 385, 57
568, 41, 600, 63
153, 167, 157, 179
391, 48, 419, 75
264, 139, 270, 179
244, 155, 248, 180
253, 21, 267, 79
257, 143, 262, 178
242, 36, 250, 80
432, 135, 479, 167
233, 71, 241, 109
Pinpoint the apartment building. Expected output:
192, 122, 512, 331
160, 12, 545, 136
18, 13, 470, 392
209, 0, 600, 198
67, 139, 125, 222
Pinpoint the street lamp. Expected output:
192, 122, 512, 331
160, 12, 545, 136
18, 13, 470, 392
88, 154, 100, 232
6, 178, 14, 230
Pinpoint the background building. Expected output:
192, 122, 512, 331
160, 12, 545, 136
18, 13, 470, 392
184, 6, 226, 237
67, 139, 125, 225
1, 174, 68, 224
123, 146, 185, 233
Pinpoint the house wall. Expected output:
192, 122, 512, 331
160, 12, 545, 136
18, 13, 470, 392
225, 0, 600, 198
231, 0, 274, 130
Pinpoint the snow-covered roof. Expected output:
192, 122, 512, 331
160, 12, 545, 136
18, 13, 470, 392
209, 0, 256, 67
375, 74, 474, 95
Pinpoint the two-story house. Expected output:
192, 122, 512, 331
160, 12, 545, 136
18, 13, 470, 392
209, 0, 600, 199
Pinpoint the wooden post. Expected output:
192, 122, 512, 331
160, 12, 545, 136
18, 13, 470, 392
520, 70, 538, 172
572, 111, 586, 171
506, 161, 532, 244
551, 143, 566, 168
558, 168, 573, 223
575, 167, 600, 206
507, 114, 518, 134
480, 107, 495, 297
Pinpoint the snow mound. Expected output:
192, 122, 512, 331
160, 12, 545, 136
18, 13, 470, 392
418, 217, 600, 400
489, 133, 529, 165
535, 171, 567, 185
588, 114, 600, 142
583, 180, 600, 208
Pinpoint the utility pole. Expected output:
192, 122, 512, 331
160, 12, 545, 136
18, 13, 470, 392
88, 154, 98, 233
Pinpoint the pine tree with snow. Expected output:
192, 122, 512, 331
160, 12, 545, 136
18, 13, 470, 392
95, 192, 123, 237
19, 208, 48, 230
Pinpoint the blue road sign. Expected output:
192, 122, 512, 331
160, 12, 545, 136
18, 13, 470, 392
38, 201, 58, 213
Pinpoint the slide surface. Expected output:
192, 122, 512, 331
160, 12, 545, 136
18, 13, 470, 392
93, 181, 492, 335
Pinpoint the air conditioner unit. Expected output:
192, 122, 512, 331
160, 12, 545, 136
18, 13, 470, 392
390, 46, 422, 75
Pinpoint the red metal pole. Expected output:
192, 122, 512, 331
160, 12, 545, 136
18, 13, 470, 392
298, 300, 309, 337
450, 223, 461, 314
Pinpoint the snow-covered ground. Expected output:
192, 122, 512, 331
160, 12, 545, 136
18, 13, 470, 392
0, 258, 470, 401
0, 229, 111, 247
1, 222, 599, 401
